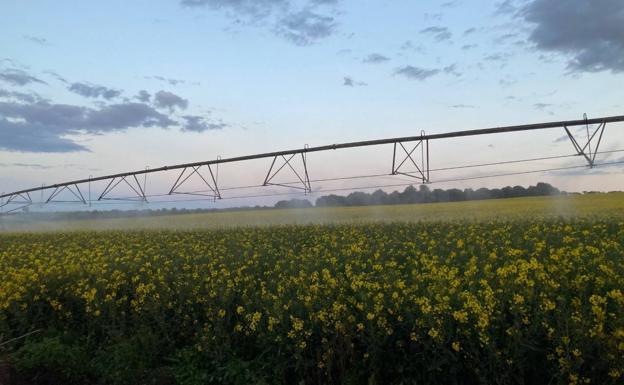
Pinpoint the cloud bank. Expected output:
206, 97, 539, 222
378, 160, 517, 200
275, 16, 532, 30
520, 0, 624, 73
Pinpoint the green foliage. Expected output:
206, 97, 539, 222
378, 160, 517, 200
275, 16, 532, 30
91, 337, 163, 385
13, 336, 89, 383
169, 346, 273, 385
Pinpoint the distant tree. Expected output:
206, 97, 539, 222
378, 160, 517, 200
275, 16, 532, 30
474, 188, 492, 200
371, 189, 388, 205
316, 194, 348, 207
512, 185, 527, 197
534, 182, 559, 196
447, 188, 465, 202
401, 185, 420, 204
419, 185, 433, 203
432, 188, 449, 203
346, 191, 372, 206
275, 199, 313, 209
387, 191, 401, 205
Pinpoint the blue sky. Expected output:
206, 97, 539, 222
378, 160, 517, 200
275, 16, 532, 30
1, 0, 624, 208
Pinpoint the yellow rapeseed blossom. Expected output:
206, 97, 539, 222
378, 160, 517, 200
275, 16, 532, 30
0, 217, 622, 383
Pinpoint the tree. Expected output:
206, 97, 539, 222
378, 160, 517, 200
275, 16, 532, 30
275, 199, 312, 209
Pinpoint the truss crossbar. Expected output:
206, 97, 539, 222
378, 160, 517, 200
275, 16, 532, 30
263, 153, 311, 193
564, 122, 607, 168
392, 140, 429, 183
98, 176, 147, 202
46, 184, 86, 204
0, 192, 32, 214
169, 165, 221, 199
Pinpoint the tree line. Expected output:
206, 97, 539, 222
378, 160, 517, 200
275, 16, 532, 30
274, 182, 562, 208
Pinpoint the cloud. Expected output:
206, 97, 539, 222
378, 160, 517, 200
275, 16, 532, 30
400, 40, 425, 53
553, 134, 569, 143
23, 35, 49, 46
362, 53, 390, 64
0, 119, 89, 153
0, 101, 176, 132
419, 26, 452, 41
68, 82, 122, 100
443, 64, 461, 76
483, 52, 513, 69
394, 65, 440, 80
484, 53, 511, 62
343, 76, 367, 87
533, 102, 551, 110
276, 10, 336, 45
135, 90, 151, 103
441, 0, 459, 7
461, 44, 477, 50
182, 115, 228, 132
145, 75, 187, 86
520, 0, 624, 73
0, 69, 47, 86
43, 70, 68, 84
450, 104, 475, 108
495, 0, 525, 15
180, 1, 341, 45
153, 90, 189, 111
0, 161, 53, 169
86, 103, 176, 129
496, 32, 518, 43
180, 0, 287, 18
0, 88, 43, 103
423, 13, 442, 22
0, 100, 177, 152
499, 76, 517, 87
463, 27, 477, 35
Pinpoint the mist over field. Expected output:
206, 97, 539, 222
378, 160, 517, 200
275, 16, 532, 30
1, 193, 623, 233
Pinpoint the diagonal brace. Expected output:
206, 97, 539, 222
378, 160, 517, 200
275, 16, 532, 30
98, 176, 148, 202
564, 121, 606, 168
263, 153, 311, 192
392, 137, 429, 183
46, 184, 86, 204
0, 192, 32, 214
169, 165, 221, 199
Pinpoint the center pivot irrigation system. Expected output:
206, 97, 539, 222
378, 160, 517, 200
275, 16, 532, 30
2, 114, 624, 214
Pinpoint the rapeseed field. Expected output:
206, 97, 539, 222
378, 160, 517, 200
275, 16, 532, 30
1, 203, 623, 384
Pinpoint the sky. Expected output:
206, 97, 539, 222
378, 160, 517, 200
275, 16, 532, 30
1, 0, 624, 210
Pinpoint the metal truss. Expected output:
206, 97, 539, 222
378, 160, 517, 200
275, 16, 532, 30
263, 150, 311, 193
392, 131, 429, 183
98, 175, 148, 202
169, 165, 221, 200
0, 192, 32, 214
46, 184, 86, 204
1, 114, 623, 214
564, 114, 606, 168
